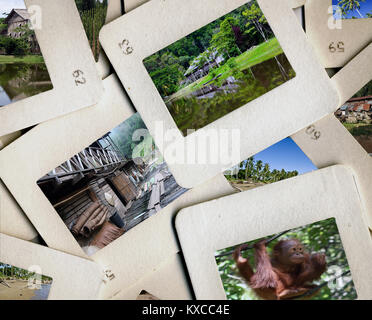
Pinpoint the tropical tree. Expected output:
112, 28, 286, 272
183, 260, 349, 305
14, 24, 36, 54
353, 79, 372, 97
336, 0, 366, 18
210, 17, 241, 60
0, 18, 7, 33
224, 156, 299, 184
216, 218, 357, 300
77, 0, 108, 60
244, 157, 255, 180
243, 1, 288, 80
108, 113, 148, 158
262, 163, 271, 182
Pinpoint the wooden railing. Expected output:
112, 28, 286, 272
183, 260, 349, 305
40, 146, 127, 182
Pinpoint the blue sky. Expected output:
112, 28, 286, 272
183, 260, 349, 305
252, 137, 317, 175
333, 0, 372, 19
1, 0, 25, 18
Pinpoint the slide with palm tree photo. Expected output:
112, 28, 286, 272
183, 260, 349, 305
333, 0, 372, 19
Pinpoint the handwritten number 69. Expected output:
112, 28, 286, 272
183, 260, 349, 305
306, 125, 321, 140
72, 70, 86, 86
119, 39, 134, 55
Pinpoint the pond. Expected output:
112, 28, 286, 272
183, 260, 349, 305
0, 62, 53, 107
166, 54, 296, 136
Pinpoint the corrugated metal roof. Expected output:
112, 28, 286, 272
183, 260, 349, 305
184, 50, 224, 76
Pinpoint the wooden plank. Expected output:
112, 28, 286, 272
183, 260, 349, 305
111, 172, 137, 203
53, 186, 91, 208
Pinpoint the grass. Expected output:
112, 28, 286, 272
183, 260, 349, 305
343, 122, 372, 137
0, 55, 45, 64
166, 38, 283, 102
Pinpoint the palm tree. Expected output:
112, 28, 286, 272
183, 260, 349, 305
262, 163, 271, 182
337, 0, 366, 18
271, 169, 279, 182
244, 157, 255, 180
255, 160, 263, 181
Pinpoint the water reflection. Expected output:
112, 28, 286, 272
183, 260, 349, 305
31, 283, 52, 300
166, 54, 295, 136
0, 63, 52, 107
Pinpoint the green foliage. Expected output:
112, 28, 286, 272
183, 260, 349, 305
353, 79, 372, 97
0, 23, 7, 33
150, 64, 184, 97
225, 156, 298, 184
108, 113, 148, 159
166, 53, 295, 135
0, 36, 29, 56
0, 17, 39, 56
216, 218, 357, 300
77, 1, 108, 61
242, 1, 272, 43
144, 52, 185, 97
0, 63, 52, 104
0, 55, 44, 64
210, 17, 241, 59
165, 38, 284, 102
343, 123, 372, 137
243, 2, 268, 25
335, 0, 366, 18
0, 263, 52, 282
144, 0, 287, 101
75, 0, 108, 11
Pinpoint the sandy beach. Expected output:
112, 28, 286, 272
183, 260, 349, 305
0, 279, 51, 300
229, 180, 266, 192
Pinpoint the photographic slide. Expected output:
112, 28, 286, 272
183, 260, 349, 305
332, 0, 372, 19
0, 0, 52, 107
37, 113, 188, 256
335, 80, 372, 155
75, 0, 109, 61
0, 262, 52, 300
143, 0, 296, 136
215, 218, 356, 300
224, 137, 317, 192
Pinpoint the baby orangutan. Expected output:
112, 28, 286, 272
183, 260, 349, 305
233, 238, 327, 300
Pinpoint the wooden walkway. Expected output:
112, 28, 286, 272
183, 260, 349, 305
123, 174, 188, 232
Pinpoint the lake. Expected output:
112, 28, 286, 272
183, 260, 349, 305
166, 54, 296, 136
0, 62, 53, 107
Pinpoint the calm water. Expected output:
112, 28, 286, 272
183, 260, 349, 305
0, 62, 53, 107
31, 283, 52, 300
166, 54, 295, 136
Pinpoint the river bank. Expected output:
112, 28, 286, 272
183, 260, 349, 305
0, 55, 45, 64
0, 279, 52, 300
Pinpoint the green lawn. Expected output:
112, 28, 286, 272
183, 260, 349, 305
0, 55, 45, 64
343, 122, 372, 136
166, 38, 283, 102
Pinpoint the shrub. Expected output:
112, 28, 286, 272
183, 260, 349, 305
0, 37, 29, 56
